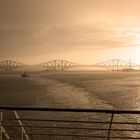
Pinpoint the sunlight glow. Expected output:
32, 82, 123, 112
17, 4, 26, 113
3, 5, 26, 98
134, 39, 140, 45
129, 46, 140, 64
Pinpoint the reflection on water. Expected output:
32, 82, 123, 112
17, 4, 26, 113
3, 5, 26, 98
1, 71, 140, 139
0, 71, 140, 110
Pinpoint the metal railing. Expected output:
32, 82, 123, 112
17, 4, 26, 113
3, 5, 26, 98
0, 107, 140, 140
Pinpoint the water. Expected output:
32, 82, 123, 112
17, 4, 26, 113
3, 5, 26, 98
0, 71, 140, 139
1, 71, 140, 110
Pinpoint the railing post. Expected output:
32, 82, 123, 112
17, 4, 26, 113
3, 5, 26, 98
0, 111, 3, 140
107, 113, 114, 140
21, 128, 24, 140
13, 111, 29, 140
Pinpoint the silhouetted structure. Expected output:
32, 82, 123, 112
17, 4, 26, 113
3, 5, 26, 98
39, 60, 80, 71
0, 59, 140, 72
94, 59, 139, 71
0, 60, 26, 72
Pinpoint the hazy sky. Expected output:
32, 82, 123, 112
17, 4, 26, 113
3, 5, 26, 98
1, 0, 140, 64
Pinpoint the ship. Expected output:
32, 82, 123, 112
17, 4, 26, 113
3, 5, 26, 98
21, 72, 31, 77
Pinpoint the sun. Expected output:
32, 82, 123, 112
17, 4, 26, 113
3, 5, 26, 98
129, 46, 140, 64
134, 39, 140, 45
124, 36, 140, 64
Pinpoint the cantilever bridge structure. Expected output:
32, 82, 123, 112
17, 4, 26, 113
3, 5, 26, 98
0, 60, 26, 72
0, 59, 140, 72
93, 59, 140, 71
39, 60, 81, 71
39, 59, 140, 71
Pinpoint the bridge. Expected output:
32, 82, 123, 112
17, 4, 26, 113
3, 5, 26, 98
39, 60, 80, 71
0, 59, 139, 72
39, 59, 140, 71
0, 60, 26, 72
94, 59, 140, 71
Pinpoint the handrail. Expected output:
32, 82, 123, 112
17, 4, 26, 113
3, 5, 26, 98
0, 106, 140, 140
0, 106, 140, 114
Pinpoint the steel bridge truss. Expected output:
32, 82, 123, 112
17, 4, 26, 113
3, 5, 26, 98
39, 60, 80, 71
0, 60, 26, 72
94, 59, 139, 71
0, 59, 140, 71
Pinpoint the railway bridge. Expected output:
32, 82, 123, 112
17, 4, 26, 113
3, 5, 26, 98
39, 60, 81, 71
93, 59, 139, 71
40, 59, 139, 71
0, 59, 139, 72
0, 60, 26, 72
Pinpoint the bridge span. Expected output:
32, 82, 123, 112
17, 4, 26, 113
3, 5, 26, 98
39, 59, 140, 71
93, 59, 140, 71
0, 59, 139, 72
39, 60, 80, 71
0, 60, 26, 72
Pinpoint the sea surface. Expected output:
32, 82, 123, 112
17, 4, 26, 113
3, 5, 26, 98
0, 71, 140, 110
0, 71, 140, 139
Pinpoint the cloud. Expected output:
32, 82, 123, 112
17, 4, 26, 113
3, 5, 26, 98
0, 23, 140, 60
33, 24, 139, 49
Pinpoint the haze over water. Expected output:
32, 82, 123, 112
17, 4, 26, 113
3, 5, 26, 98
1, 1, 140, 139
1, 0, 140, 64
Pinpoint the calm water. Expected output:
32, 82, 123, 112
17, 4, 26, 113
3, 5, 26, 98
0, 71, 140, 110
0, 71, 140, 139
